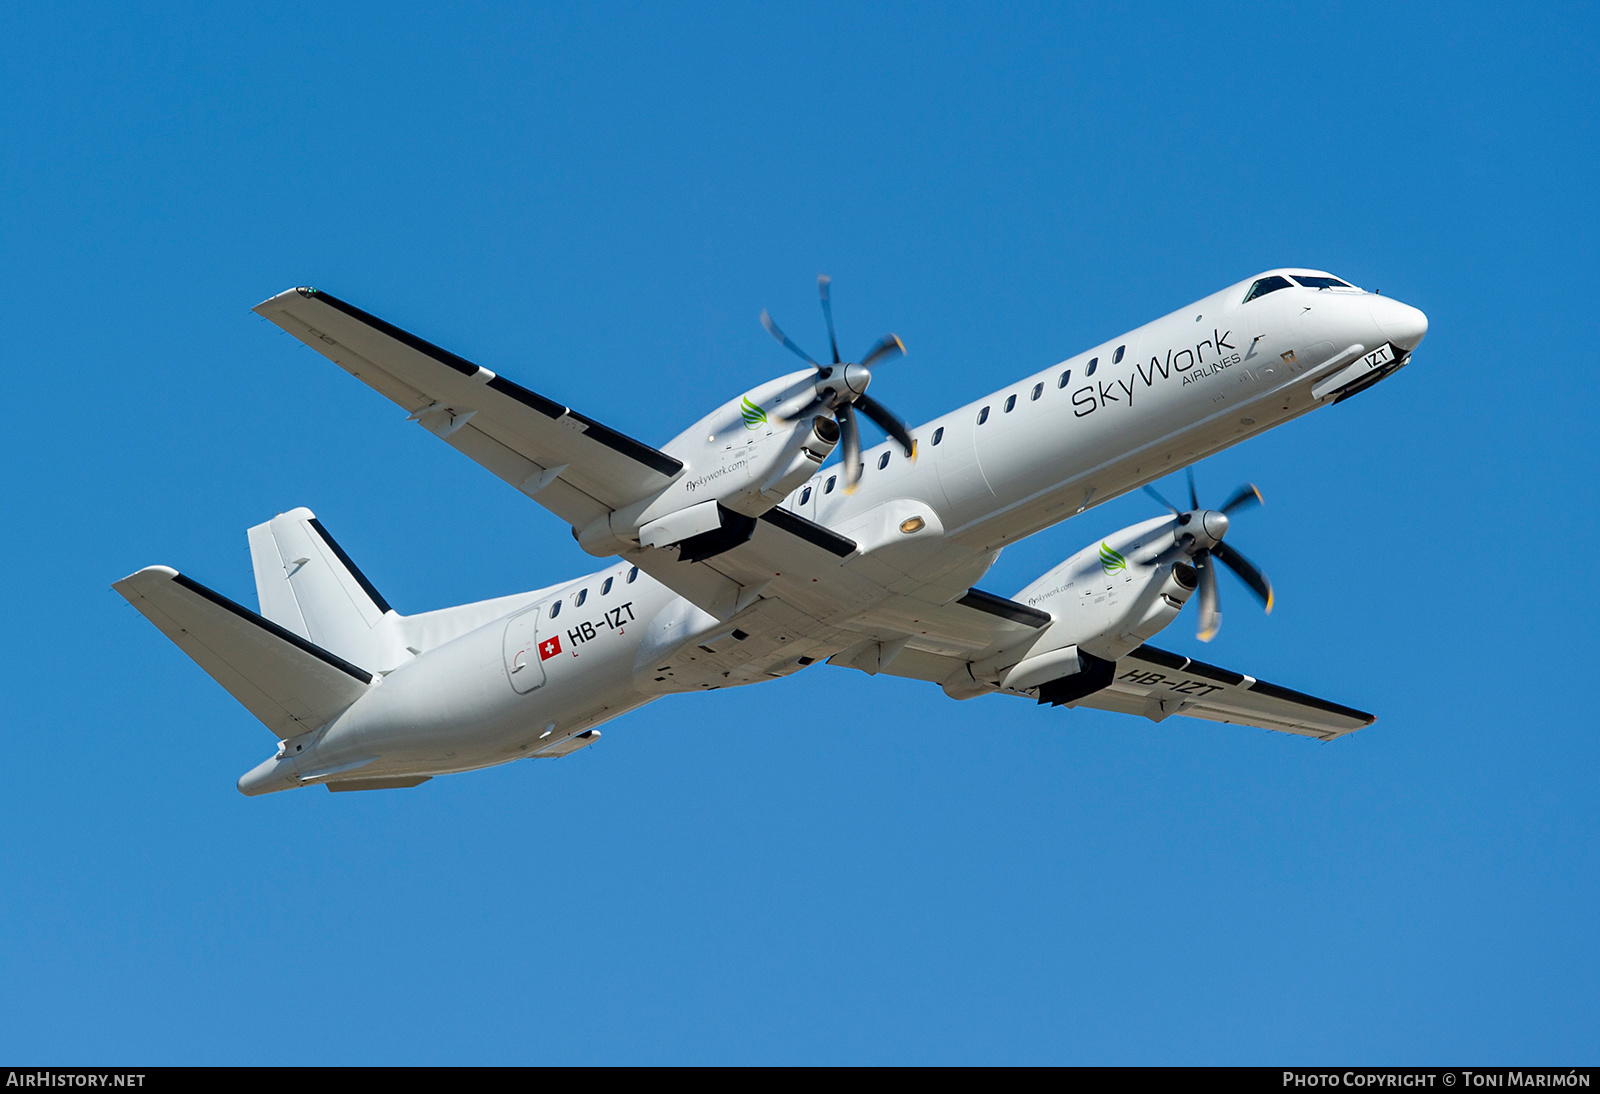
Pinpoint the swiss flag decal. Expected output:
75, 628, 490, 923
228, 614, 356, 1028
538, 636, 562, 661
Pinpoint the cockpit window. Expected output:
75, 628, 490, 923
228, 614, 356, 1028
1292, 275, 1353, 290
1243, 275, 1294, 303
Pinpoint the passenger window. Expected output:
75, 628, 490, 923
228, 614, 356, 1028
878, 452, 890, 470
932, 426, 944, 445
574, 589, 587, 607
1085, 357, 1098, 377
1031, 383, 1043, 401
1243, 275, 1294, 302
627, 566, 638, 583
978, 406, 990, 425
800, 486, 812, 505
550, 599, 562, 619
1058, 370, 1071, 388
1004, 395, 1016, 413
1113, 345, 1125, 364
602, 577, 613, 595
825, 475, 837, 494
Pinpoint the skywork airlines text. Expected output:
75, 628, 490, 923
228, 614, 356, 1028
1070, 330, 1239, 417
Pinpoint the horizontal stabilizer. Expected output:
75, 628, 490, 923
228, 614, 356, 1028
114, 566, 373, 739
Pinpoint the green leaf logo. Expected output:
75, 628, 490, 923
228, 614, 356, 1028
1099, 541, 1127, 575
740, 396, 768, 430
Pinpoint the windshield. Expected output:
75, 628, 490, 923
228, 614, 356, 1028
1292, 275, 1353, 290
1243, 275, 1294, 303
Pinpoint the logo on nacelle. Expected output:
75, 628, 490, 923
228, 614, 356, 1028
1099, 542, 1127, 575
740, 396, 768, 430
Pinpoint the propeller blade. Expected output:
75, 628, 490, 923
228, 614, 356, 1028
817, 275, 841, 365
1143, 485, 1181, 515
760, 310, 822, 369
1186, 467, 1200, 511
858, 333, 906, 369
855, 392, 915, 457
1212, 540, 1274, 613
1194, 550, 1220, 642
1220, 483, 1264, 515
838, 402, 863, 491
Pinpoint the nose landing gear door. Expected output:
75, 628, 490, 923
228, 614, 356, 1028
503, 604, 548, 694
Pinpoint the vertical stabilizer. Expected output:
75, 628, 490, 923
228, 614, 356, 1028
247, 508, 403, 673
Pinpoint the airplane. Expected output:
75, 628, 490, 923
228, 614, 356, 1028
114, 270, 1427, 795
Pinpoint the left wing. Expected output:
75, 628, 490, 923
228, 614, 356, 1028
253, 289, 1011, 650
253, 288, 682, 532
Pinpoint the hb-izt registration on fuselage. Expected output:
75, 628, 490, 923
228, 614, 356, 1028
116, 270, 1427, 795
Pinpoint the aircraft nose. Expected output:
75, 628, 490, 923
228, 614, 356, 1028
1367, 295, 1429, 352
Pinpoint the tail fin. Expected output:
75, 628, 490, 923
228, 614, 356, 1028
114, 566, 372, 739
247, 508, 402, 673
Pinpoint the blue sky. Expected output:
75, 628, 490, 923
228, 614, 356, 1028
2, 2, 1596, 1064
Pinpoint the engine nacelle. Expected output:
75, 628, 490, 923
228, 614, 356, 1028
962, 515, 1195, 699
1015, 514, 1196, 660
577, 369, 838, 557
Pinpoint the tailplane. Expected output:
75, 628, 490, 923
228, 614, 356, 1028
113, 566, 373, 740
118, 508, 552, 744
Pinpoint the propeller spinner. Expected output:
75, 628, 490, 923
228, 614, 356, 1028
760, 275, 914, 491
1144, 468, 1274, 642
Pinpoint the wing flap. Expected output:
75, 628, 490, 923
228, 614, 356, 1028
253, 288, 682, 523
114, 566, 372, 739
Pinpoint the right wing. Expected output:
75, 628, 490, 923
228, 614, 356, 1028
1062, 644, 1375, 740
882, 637, 1374, 741
253, 288, 682, 531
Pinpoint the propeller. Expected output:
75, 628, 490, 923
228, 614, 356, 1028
760, 275, 913, 491
1142, 468, 1273, 642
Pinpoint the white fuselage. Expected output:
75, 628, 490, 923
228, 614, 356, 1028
240, 270, 1426, 794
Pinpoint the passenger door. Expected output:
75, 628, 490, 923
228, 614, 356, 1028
502, 604, 548, 694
